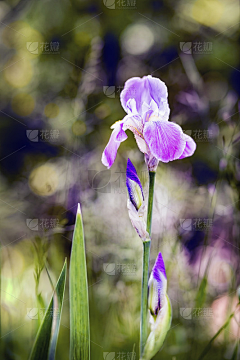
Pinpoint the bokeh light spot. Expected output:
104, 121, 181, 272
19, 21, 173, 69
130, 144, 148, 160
74, 31, 92, 47
44, 103, 59, 118
2, 21, 43, 58
29, 164, 59, 196
72, 120, 87, 136
121, 24, 155, 55
4, 56, 33, 88
192, 0, 224, 26
94, 104, 111, 119
12, 93, 35, 116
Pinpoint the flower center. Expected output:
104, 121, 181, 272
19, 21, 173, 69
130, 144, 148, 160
148, 114, 159, 123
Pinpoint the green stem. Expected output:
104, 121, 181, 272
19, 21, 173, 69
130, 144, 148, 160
140, 171, 156, 357
147, 172, 156, 235
140, 240, 150, 356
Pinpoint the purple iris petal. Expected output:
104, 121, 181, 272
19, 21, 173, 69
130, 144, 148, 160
143, 120, 186, 162
134, 135, 149, 154
147, 75, 168, 107
179, 134, 197, 159
126, 158, 144, 210
126, 98, 139, 115
101, 123, 128, 169
120, 75, 168, 116
120, 77, 149, 115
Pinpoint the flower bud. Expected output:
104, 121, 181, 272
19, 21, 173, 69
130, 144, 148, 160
126, 159, 147, 240
144, 153, 159, 172
141, 253, 172, 360
148, 253, 167, 317
126, 158, 144, 210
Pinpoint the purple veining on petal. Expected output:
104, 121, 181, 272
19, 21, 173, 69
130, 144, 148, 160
147, 75, 168, 106
141, 100, 158, 124
152, 252, 167, 281
102, 75, 196, 168
126, 158, 143, 193
120, 77, 150, 115
120, 75, 168, 117
143, 120, 186, 162
126, 98, 139, 115
126, 158, 144, 210
179, 134, 197, 159
101, 123, 128, 169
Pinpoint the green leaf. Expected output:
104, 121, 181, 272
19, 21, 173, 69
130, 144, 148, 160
230, 341, 239, 360
29, 259, 67, 360
195, 276, 208, 309
69, 203, 90, 360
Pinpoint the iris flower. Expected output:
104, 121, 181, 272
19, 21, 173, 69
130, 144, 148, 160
141, 252, 172, 360
102, 75, 196, 170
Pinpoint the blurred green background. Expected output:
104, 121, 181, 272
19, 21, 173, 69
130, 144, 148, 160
0, 0, 239, 359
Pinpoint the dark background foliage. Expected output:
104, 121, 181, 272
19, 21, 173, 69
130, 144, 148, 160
0, 0, 239, 359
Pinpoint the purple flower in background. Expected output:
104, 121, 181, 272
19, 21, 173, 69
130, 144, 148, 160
126, 159, 147, 241
102, 75, 196, 170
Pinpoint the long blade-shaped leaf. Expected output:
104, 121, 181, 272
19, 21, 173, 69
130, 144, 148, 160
195, 277, 208, 309
198, 312, 234, 360
29, 259, 67, 360
230, 341, 239, 360
70, 203, 90, 360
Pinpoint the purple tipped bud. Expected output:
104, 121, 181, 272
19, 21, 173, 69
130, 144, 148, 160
126, 159, 147, 240
126, 158, 144, 211
142, 253, 171, 360
148, 253, 167, 316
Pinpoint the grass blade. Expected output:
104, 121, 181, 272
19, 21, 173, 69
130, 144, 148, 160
230, 341, 239, 360
69, 203, 90, 360
29, 259, 67, 360
198, 312, 234, 360
195, 276, 208, 309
